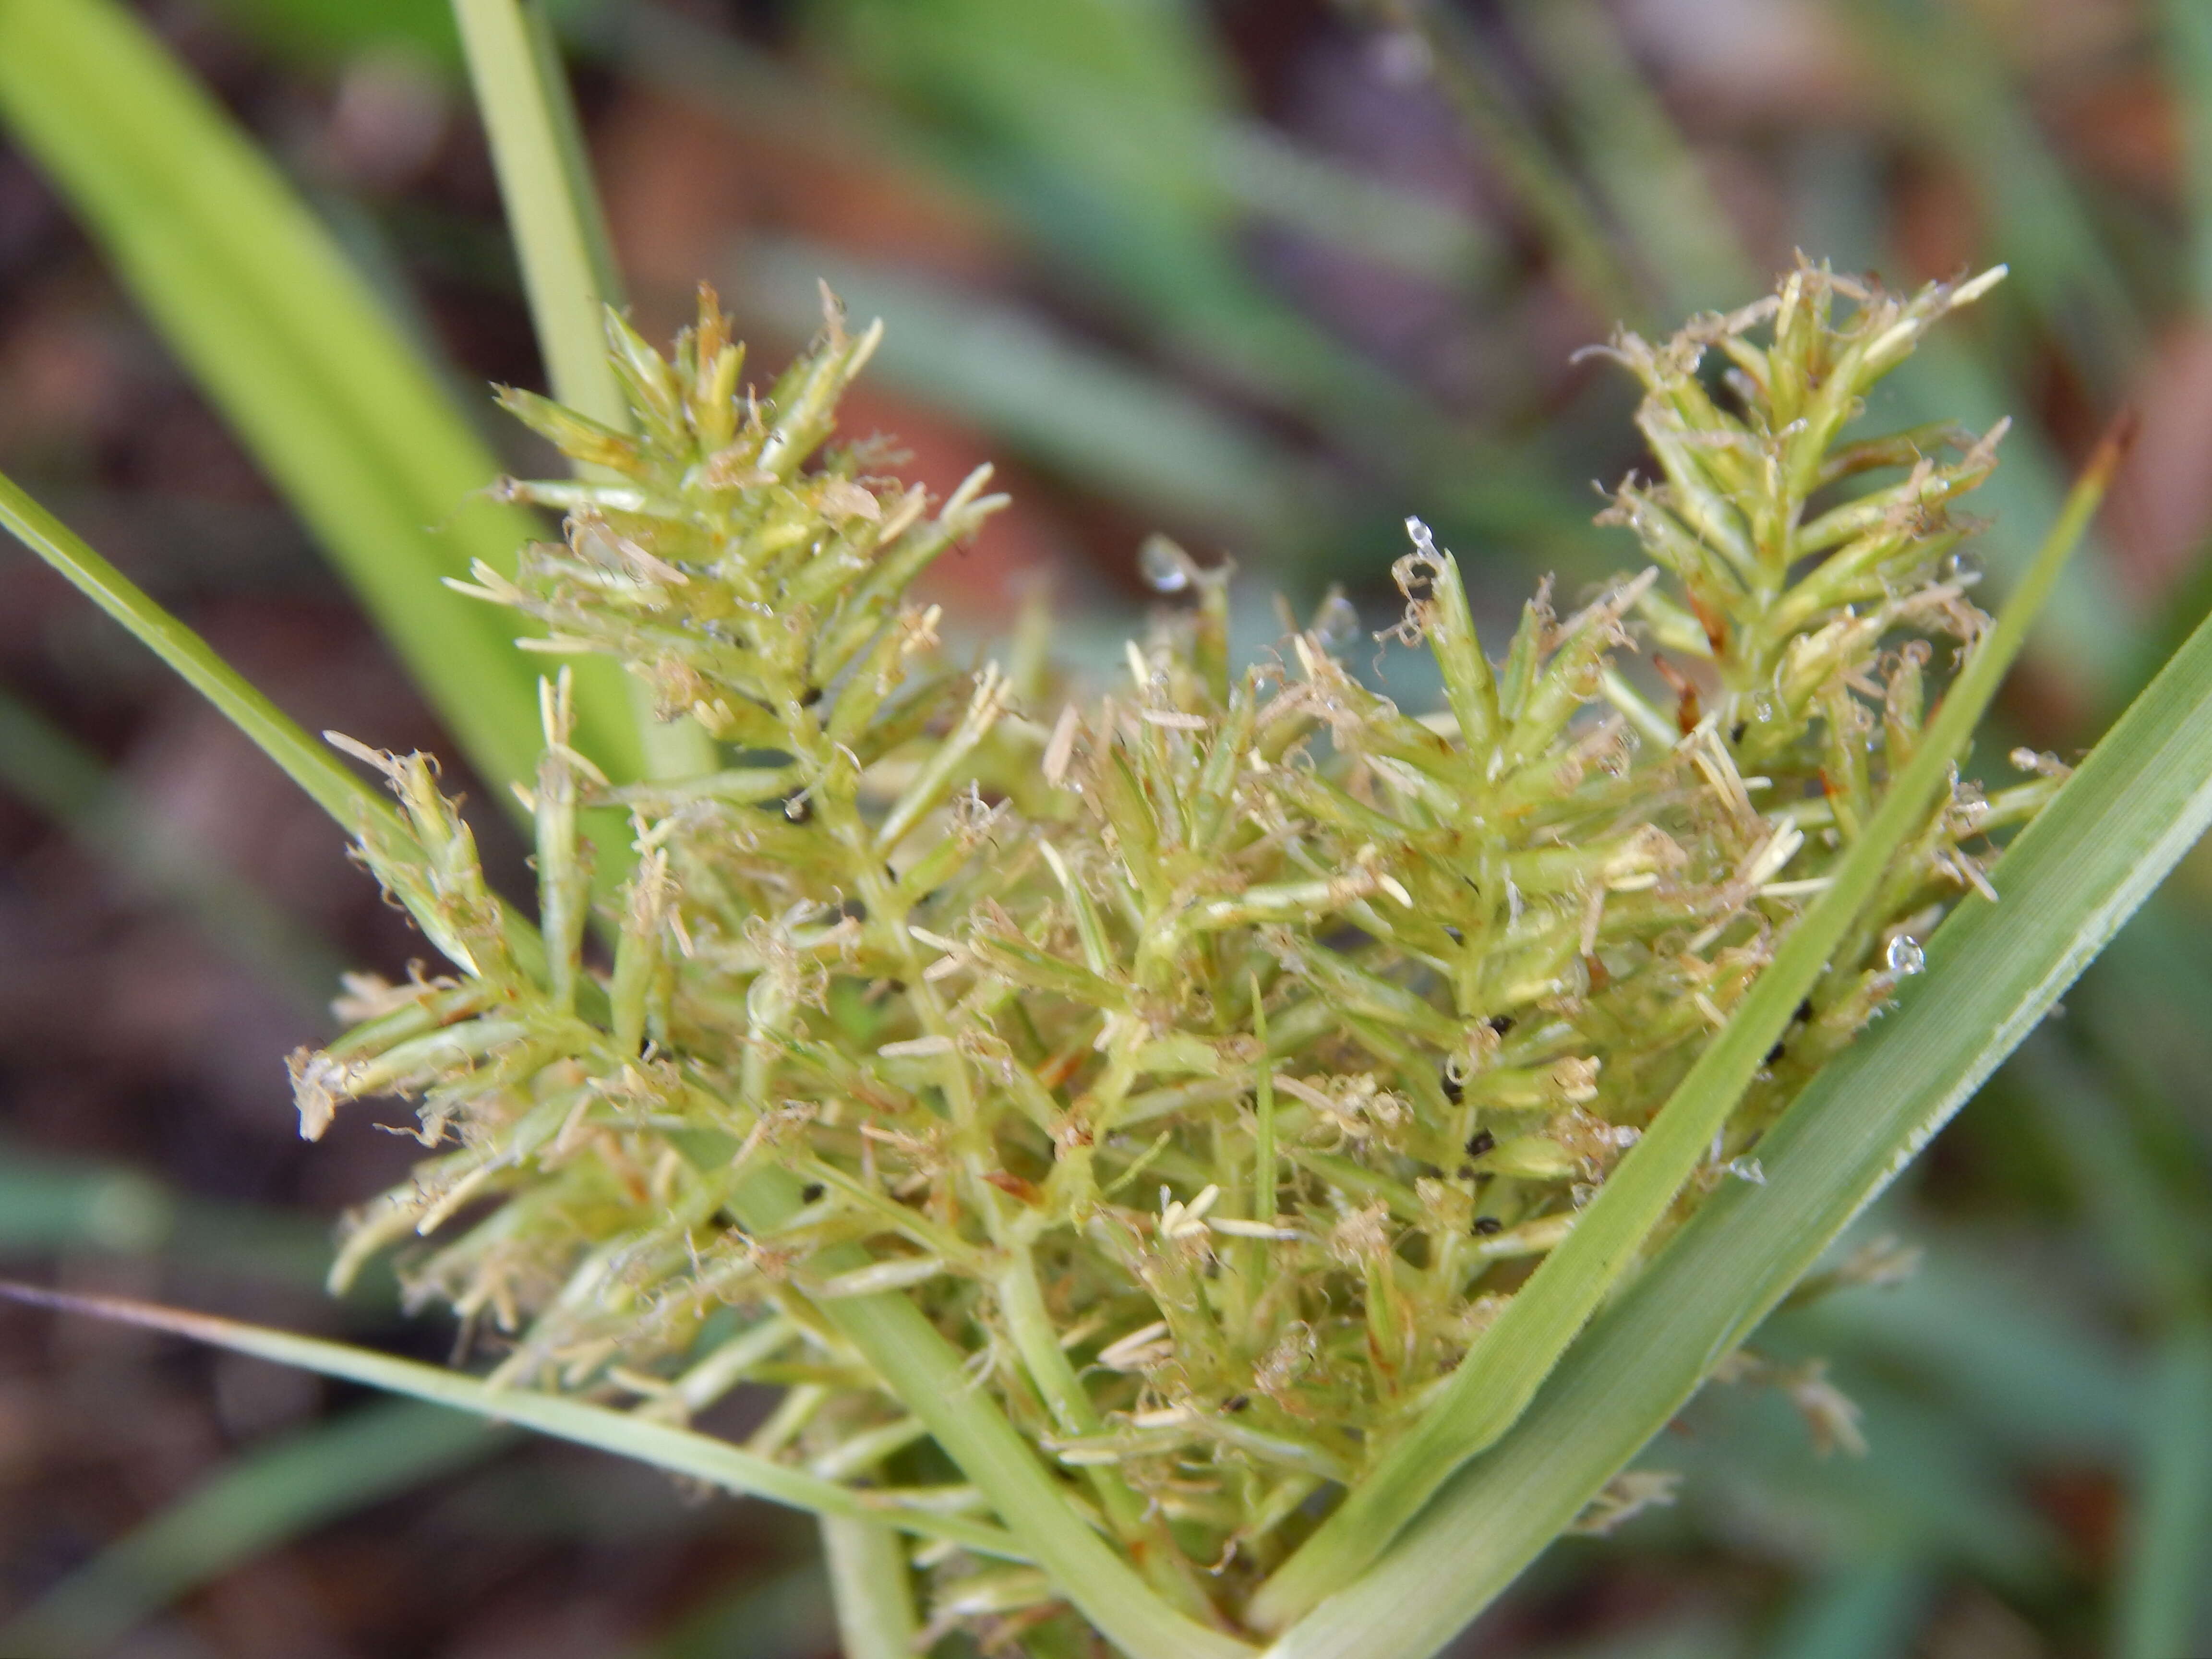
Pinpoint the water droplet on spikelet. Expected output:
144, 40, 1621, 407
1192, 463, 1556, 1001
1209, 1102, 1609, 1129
1940, 550, 1984, 586
1885, 935, 1925, 975
1139, 535, 1193, 594
1312, 589, 1361, 652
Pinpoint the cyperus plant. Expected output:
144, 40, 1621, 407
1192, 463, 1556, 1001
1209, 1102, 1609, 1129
12, 4, 2212, 1655
12, 217, 2210, 1650
241, 259, 2056, 1647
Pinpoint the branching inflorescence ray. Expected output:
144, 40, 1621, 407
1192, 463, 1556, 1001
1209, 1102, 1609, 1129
295, 264, 2047, 1641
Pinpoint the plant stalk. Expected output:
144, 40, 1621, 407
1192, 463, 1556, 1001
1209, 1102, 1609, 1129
820, 1515, 922, 1659
450, 0, 714, 781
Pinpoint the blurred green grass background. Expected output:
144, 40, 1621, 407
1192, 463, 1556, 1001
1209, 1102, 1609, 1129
2, 1, 2211, 1655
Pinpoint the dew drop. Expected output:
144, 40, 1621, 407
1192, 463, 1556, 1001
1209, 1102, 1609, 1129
1311, 589, 1361, 652
1750, 692, 1779, 724
1940, 549, 1985, 586
1138, 534, 1194, 594
1885, 934, 1926, 976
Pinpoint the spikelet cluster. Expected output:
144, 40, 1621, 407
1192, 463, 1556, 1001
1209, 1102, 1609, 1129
289, 265, 2056, 1630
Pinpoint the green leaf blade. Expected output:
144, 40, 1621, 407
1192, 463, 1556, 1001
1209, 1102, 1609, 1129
451, 0, 629, 428
0, 471, 403, 837
0, 1283, 1030, 1566
448, 0, 714, 783
0, 0, 641, 789
1251, 421, 2121, 1635
0, 469, 568, 988
1266, 528, 2212, 1659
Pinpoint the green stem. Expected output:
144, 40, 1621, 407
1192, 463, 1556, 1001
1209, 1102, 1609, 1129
450, 0, 714, 782
451, 0, 627, 429
729, 684, 1230, 1648
820, 1515, 921, 1659
787, 697, 1219, 1626
994, 1248, 1221, 1623
728, 1173, 1254, 1659
1252, 980, 1277, 1224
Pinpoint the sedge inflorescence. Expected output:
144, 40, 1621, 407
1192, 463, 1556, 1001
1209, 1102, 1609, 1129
289, 263, 2055, 1628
